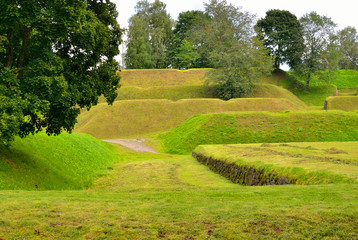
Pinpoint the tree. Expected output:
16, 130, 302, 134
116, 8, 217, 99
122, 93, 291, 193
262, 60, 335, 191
294, 12, 340, 88
169, 10, 211, 69
337, 26, 358, 70
191, 0, 272, 100
125, 0, 173, 69
255, 10, 304, 70
0, 0, 123, 146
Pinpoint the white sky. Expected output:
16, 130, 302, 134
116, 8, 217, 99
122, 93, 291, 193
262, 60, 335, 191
113, 0, 358, 67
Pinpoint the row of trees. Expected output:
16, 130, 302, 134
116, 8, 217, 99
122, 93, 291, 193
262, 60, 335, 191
125, 0, 358, 88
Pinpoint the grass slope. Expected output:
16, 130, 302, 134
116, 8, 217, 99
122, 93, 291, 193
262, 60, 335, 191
0, 146, 357, 239
290, 85, 337, 106
325, 96, 358, 111
0, 132, 118, 190
120, 68, 208, 87
160, 111, 358, 154
336, 70, 358, 89
75, 98, 302, 139
194, 142, 358, 185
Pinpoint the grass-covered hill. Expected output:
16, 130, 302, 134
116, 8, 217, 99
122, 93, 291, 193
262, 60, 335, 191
336, 70, 358, 89
119, 68, 208, 87
159, 111, 358, 154
75, 98, 303, 139
0, 133, 118, 190
325, 96, 358, 111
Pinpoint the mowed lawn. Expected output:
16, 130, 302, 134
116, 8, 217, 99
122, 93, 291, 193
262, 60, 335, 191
0, 145, 357, 239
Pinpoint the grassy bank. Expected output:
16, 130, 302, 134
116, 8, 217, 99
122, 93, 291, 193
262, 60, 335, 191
75, 98, 302, 139
194, 142, 358, 185
0, 132, 118, 190
325, 96, 358, 111
336, 70, 358, 89
159, 111, 358, 154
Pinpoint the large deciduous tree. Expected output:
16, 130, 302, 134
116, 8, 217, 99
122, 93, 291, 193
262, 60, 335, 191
191, 0, 272, 100
337, 26, 358, 70
255, 10, 304, 70
125, 0, 173, 69
0, 0, 123, 146
294, 12, 340, 88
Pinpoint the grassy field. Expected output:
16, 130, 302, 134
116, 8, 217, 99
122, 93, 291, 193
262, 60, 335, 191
335, 70, 358, 89
75, 98, 302, 139
194, 142, 358, 185
325, 96, 358, 111
0, 133, 118, 190
159, 111, 358, 154
0, 145, 357, 239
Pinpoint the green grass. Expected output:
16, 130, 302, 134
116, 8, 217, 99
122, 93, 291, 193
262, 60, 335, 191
290, 85, 337, 106
0, 132, 119, 190
119, 68, 208, 87
159, 111, 358, 154
194, 142, 358, 185
335, 70, 358, 89
325, 96, 358, 111
0, 145, 357, 239
75, 98, 302, 139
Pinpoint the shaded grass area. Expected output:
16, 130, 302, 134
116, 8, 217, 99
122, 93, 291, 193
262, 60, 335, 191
75, 98, 302, 139
290, 85, 337, 107
159, 111, 358, 154
0, 133, 118, 190
0, 146, 357, 239
194, 142, 358, 185
119, 68, 208, 87
325, 96, 358, 111
335, 70, 358, 89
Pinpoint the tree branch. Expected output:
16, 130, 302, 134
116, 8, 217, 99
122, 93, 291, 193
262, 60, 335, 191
6, 28, 14, 68
17, 26, 31, 69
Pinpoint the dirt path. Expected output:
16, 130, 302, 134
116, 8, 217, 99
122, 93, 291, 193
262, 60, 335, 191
103, 139, 157, 153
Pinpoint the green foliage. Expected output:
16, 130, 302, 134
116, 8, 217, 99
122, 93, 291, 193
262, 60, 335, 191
125, 0, 173, 69
0, 132, 118, 190
256, 9, 304, 70
294, 12, 340, 87
0, 0, 123, 146
191, 0, 272, 99
337, 26, 358, 70
159, 111, 358, 154
170, 10, 211, 69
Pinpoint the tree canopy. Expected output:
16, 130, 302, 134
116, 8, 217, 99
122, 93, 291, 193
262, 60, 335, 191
294, 11, 339, 87
337, 26, 358, 70
0, 0, 123, 146
125, 0, 173, 69
255, 9, 304, 70
192, 0, 272, 100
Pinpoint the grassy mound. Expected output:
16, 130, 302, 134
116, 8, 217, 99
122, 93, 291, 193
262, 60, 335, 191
0, 132, 118, 190
325, 96, 358, 111
159, 111, 358, 154
290, 85, 337, 106
336, 70, 358, 89
75, 98, 303, 139
194, 142, 358, 185
119, 68, 208, 87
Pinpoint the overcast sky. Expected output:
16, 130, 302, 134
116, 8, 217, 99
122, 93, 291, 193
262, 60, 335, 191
113, 0, 358, 30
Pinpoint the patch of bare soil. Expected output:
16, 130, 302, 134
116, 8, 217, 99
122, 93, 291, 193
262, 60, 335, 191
103, 139, 157, 153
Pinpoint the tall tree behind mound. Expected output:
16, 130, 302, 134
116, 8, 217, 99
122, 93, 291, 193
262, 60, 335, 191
255, 10, 304, 71
125, 0, 174, 69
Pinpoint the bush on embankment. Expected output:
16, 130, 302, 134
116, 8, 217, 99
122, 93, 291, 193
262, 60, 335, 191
325, 96, 358, 111
75, 98, 302, 139
159, 111, 358, 154
0, 133, 118, 190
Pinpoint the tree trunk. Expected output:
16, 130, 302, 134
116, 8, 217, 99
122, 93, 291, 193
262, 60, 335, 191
6, 28, 14, 68
17, 26, 31, 69
306, 73, 311, 88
